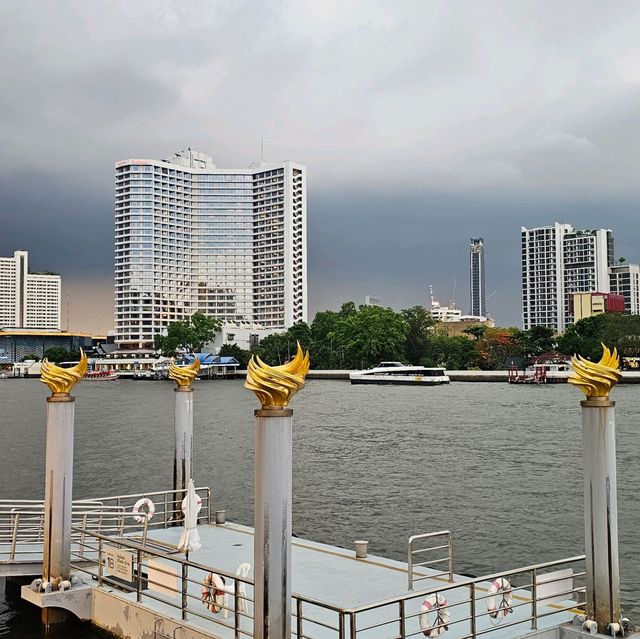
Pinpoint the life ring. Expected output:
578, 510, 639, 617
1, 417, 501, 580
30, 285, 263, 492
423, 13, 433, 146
181, 494, 203, 514
487, 577, 513, 619
132, 498, 155, 524
201, 572, 226, 614
420, 594, 450, 637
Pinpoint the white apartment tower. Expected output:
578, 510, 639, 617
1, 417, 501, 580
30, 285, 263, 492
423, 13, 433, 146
0, 251, 61, 330
114, 150, 307, 350
521, 224, 613, 332
610, 263, 640, 315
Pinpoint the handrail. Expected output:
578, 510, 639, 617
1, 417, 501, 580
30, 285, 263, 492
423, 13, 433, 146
71, 525, 342, 611
407, 531, 453, 590
348, 554, 586, 613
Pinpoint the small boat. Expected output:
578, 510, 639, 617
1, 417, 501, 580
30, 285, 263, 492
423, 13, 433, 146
84, 369, 119, 381
349, 362, 450, 385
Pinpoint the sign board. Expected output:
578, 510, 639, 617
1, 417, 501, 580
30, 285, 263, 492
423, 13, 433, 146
536, 568, 574, 605
147, 558, 179, 597
104, 545, 134, 582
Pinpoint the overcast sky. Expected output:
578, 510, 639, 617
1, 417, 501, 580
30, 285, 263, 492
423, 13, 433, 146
2, 0, 640, 333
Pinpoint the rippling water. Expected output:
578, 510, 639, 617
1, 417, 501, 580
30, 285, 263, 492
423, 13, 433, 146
1, 378, 639, 636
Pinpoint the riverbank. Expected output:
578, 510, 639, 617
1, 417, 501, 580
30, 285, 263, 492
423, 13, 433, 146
233, 369, 640, 383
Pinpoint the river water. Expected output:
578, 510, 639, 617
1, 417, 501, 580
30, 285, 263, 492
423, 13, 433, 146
1, 379, 639, 636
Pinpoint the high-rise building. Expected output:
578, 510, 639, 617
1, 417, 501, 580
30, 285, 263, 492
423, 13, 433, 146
521, 224, 614, 331
114, 150, 307, 350
609, 263, 640, 315
469, 237, 485, 317
0, 250, 61, 330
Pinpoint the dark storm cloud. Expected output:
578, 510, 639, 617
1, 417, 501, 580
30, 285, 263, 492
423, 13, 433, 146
2, 0, 640, 331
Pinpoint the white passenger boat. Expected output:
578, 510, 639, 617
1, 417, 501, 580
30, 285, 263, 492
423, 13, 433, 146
349, 361, 450, 385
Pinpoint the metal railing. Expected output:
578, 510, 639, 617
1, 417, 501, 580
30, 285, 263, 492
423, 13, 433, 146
350, 555, 586, 639
407, 531, 453, 590
69, 521, 585, 639
0, 487, 211, 564
70, 527, 345, 639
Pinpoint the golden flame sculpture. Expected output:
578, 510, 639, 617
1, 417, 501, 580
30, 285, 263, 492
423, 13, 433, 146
168, 357, 201, 387
245, 342, 310, 409
40, 349, 88, 396
568, 344, 622, 399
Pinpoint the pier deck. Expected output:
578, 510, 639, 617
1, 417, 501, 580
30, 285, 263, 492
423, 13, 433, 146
81, 521, 582, 639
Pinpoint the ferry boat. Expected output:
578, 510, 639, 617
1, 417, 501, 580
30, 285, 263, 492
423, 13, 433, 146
84, 369, 119, 381
349, 361, 450, 385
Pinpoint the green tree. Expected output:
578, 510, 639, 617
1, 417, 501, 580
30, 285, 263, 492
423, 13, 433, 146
219, 343, 251, 368
401, 305, 436, 364
310, 310, 341, 368
20, 353, 41, 362
332, 305, 409, 369
558, 313, 640, 361
155, 312, 221, 356
43, 347, 77, 363
251, 331, 290, 365
463, 324, 488, 340
518, 325, 557, 361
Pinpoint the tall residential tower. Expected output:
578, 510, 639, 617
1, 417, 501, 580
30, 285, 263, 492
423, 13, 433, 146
521, 223, 613, 331
114, 150, 306, 350
0, 251, 61, 330
469, 237, 486, 317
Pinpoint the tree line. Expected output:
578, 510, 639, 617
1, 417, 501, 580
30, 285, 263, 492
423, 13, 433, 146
148, 304, 640, 370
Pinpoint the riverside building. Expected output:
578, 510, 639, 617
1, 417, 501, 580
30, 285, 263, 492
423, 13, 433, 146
0, 250, 61, 330
521, 224, 614, 331
114, 150, 307, 350
609, 263, 640, 315
469, 237, 486, 317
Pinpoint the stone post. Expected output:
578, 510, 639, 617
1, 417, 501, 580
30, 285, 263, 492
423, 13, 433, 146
569, 346, 623, 633
244, 344, 309, 639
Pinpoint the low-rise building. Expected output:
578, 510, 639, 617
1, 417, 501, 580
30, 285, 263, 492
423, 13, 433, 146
572, 292, 625, 322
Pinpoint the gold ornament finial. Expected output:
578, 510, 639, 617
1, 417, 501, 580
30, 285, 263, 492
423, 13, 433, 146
168, 357, 201, 387
245, 342, 310, 409
40, 349, 88, 396
568, 344, 622, 399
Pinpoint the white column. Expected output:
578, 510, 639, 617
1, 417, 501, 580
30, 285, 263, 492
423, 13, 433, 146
173, 387, 193, 515
42, 396, 75, 584
581, 398, 621, 632
254, 408, 293, 639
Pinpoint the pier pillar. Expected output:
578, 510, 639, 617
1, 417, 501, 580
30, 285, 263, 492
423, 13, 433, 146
173, 386, 193, 509
38, 351, 87, 627
581, 398, 620, 631
568, 346, 623, 634
254, 408, 293, 639
244, 344, 309, 639
42, 396, 75, 585
168, 358, 200, 521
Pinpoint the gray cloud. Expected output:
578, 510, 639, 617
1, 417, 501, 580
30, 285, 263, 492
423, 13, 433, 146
2, 0, 640, 332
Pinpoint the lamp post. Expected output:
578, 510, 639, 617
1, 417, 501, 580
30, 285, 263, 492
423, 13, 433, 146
39, 350, 87, 625
244, 343, 310, 639
168, 357, 200, 520
568, 346, 623, 633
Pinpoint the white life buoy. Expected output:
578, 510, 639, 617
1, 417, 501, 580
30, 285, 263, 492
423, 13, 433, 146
201, 572, 226, 614
487, 577, 513, 619
132, 497, 155, 524
420, 594, 450, 637
181, 494, 203, 515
